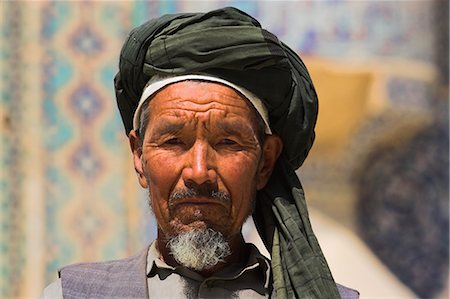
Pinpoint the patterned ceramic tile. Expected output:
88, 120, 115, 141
0, 1, 446, 297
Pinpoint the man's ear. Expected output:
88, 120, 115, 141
129, 130, 148, 188
256, 134, 283, 190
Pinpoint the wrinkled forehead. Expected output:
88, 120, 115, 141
133, 75, 272, 134
146, 81, 265, 137
148, 80, 254, 114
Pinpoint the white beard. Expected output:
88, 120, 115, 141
167, 228, 231, 271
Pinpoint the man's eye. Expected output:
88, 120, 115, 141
218, 139, 238, 146
222, 139, 236, 145
164, 138, 184, 145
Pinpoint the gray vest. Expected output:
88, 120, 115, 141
59, 246, 359, 299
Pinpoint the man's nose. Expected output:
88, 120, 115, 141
182, 141, 217, 185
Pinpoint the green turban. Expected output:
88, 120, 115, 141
114, 7, 340, 299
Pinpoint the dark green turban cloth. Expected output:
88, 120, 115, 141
114, 7, 340, 299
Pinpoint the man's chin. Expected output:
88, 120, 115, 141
170, 204, 229, 226
167, 213, 231, 237
168, 219, 208, 235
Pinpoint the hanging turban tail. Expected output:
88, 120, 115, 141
115, 7, 340, 299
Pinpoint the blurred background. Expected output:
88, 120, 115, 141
1, 1, 448, 298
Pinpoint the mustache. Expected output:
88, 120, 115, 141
169, 185, 231, 205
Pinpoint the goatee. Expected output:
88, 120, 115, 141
167, 228, 231, 271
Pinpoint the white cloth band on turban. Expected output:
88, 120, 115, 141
133, 74, 272, 134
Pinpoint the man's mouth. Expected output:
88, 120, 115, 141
170, 197, 228, 209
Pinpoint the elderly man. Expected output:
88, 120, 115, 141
41, 7, 358, 299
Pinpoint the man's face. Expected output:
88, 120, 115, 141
133, 81, 273, 240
